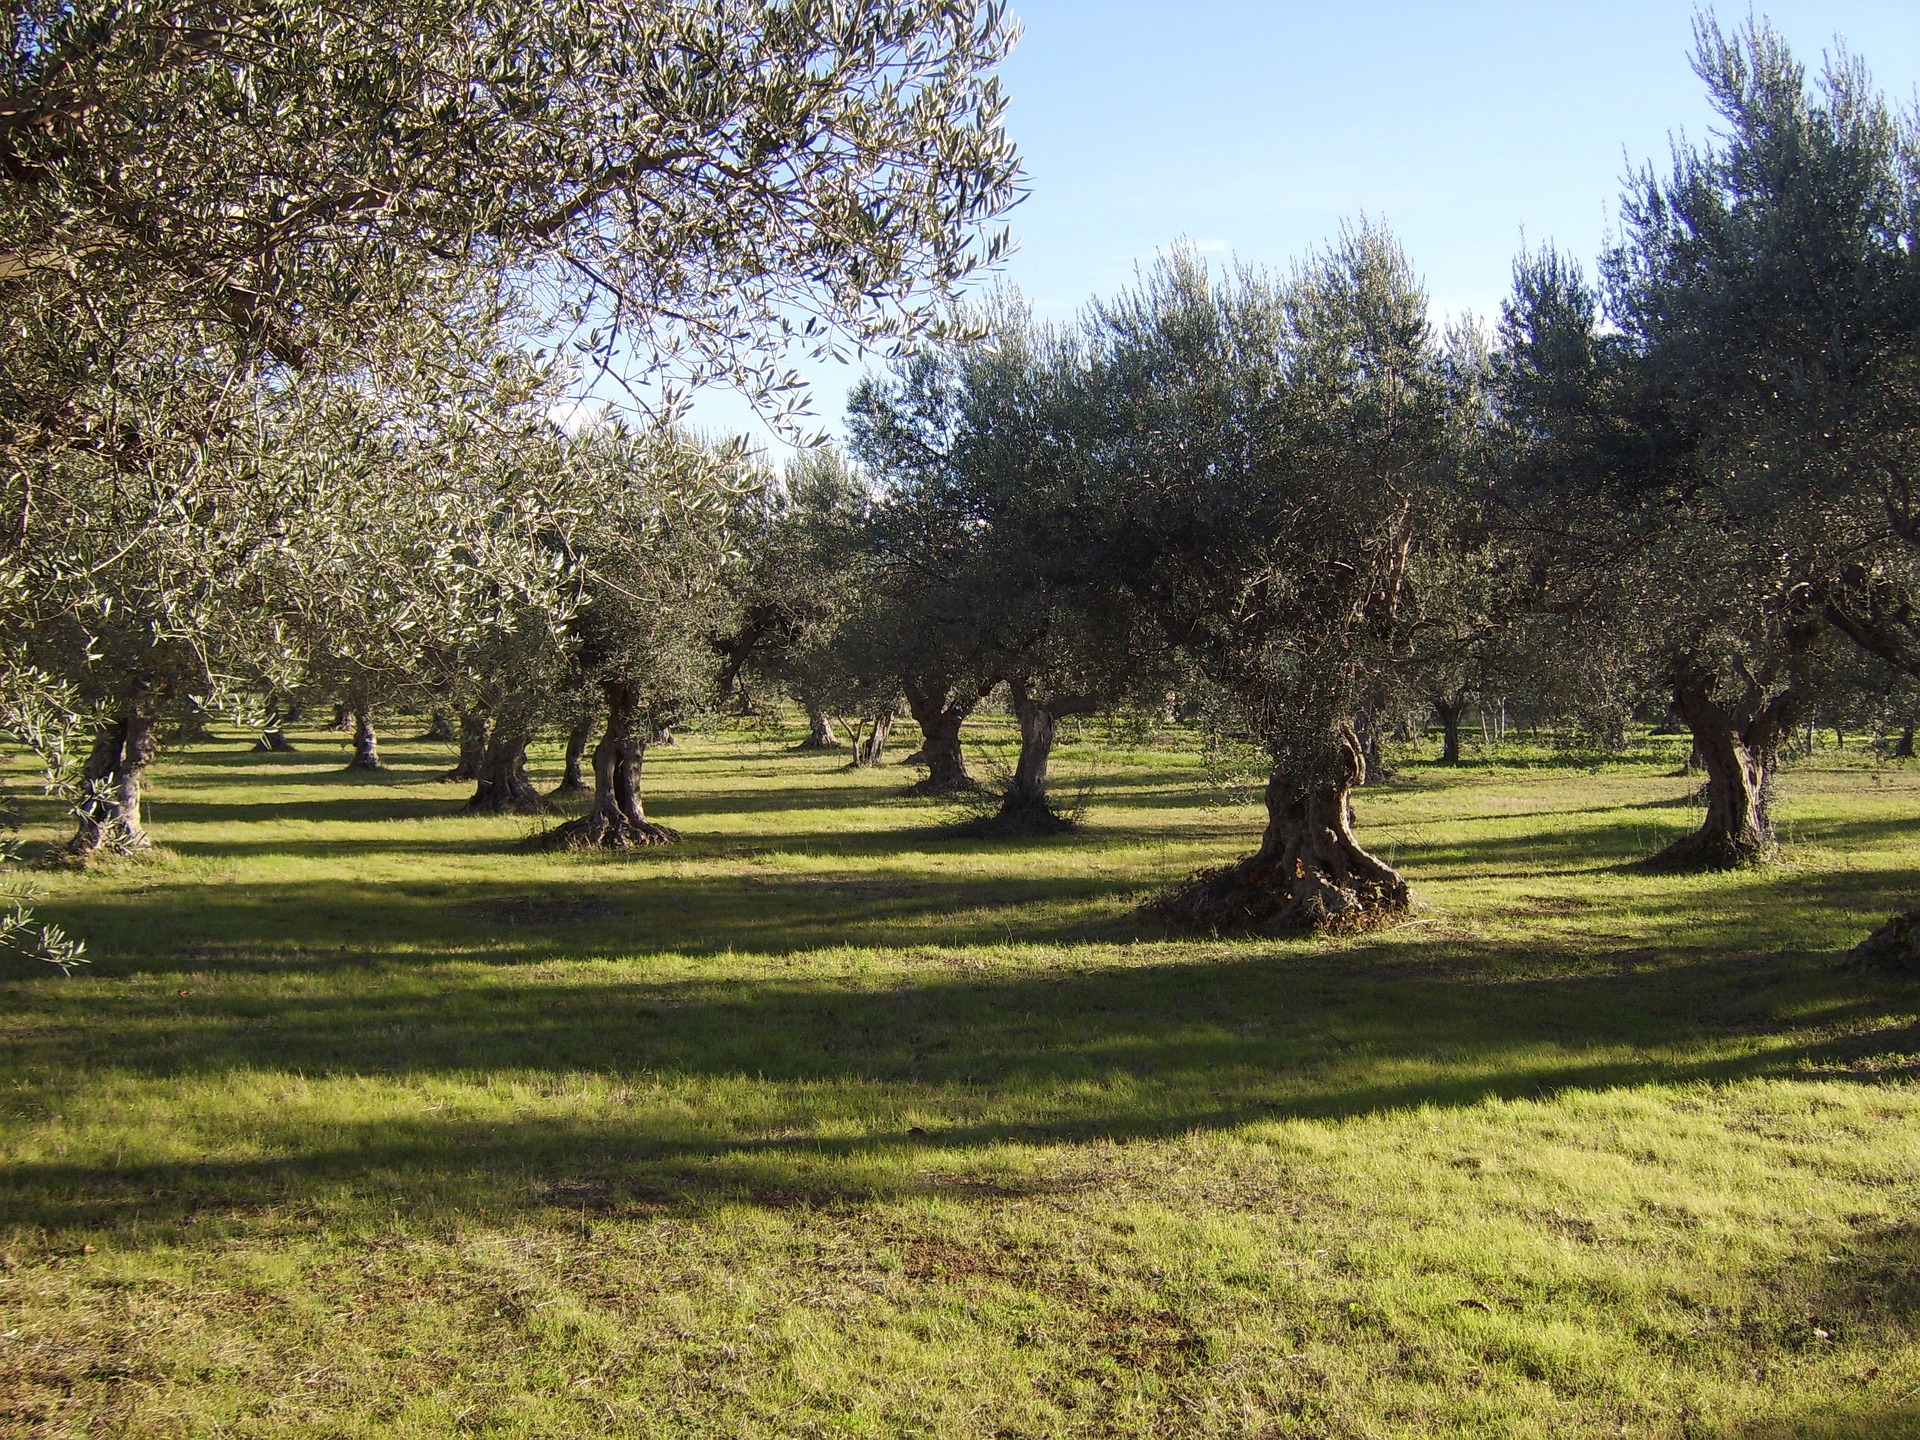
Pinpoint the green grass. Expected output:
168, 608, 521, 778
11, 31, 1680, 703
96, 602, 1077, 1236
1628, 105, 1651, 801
3, 720, 1918, 1437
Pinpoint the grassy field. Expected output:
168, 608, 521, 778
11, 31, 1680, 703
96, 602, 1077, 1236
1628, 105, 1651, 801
3, 718, 1918, 1438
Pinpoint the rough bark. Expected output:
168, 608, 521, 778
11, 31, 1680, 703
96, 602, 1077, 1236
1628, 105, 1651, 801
535, 682, 678, 848
1147, 728, 1408, 932
328, 702, 351, 731
1647, 671, 1794, 871
467, 730, 546, 814
1431, 692, 1465, 764
1851, 908, 1920, 969
345, 703, 382, 771
902, 681, 980, 795
797, 704, 842, 750
549, 713, 596, 798
851, 713, 894, 767
969, 679, 1092, 834
253, 703, 297, 752
418, 709, 455, 743
71, 708, 158, 856
442, 711, 490, 782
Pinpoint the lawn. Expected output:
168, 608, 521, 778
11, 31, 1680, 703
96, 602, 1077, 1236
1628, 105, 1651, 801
3, 719, 1918, 1438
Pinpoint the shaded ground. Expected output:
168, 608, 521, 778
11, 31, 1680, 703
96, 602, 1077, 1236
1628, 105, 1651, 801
3, 722, 1918, 1437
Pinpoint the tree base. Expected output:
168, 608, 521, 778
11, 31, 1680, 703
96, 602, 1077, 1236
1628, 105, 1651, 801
546, 778, 592, 800
1641, 827, 1772, 873
1144, 853, 1409, 934
952, 801, 1076, 837
795, 736, 845, 751
1849, 909, 1920, 970
343, 756, 384, 773
532, 812, 680, 851
253, 733, 298, 753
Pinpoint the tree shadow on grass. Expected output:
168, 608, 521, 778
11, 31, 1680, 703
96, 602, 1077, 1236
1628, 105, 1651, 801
6, 937, 1919, 1236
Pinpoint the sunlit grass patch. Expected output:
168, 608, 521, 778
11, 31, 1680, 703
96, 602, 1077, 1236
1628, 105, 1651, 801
2, 722, 1917, 1436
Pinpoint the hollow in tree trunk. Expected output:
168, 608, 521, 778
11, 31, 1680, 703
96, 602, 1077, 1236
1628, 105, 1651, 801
345, 700, 382, 772
902, 681, 981, 795
1647, 669, 1797, 871
535, 682, 679, 848
468, 728, 546, 813
549, 713, 596, 797
797, 704, 842, 750
71, 708, 158, 856
443, 711, 489, 782
1147, 727, 1408, 932
1431, 691, 1465, 764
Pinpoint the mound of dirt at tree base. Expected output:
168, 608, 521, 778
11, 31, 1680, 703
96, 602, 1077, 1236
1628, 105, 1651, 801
1849, 909, 1920, 971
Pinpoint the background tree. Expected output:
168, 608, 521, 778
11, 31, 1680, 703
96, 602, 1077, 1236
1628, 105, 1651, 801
537, 426, 752, 850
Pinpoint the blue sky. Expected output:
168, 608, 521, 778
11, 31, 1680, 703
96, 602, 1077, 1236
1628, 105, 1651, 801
681, 1, 1920, 452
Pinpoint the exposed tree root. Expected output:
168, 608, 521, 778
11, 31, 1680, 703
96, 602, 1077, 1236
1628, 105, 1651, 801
531, 812, 680, 851
1144, 852, 1409, 934
1849, 909, 1920, 971
1639, 828, 1772, 873
949, 801, 1076, 838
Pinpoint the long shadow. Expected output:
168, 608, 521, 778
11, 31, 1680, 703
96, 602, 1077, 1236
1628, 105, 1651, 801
5, 946, 1916, 1232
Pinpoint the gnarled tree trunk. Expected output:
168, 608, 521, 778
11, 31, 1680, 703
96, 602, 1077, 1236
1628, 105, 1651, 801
850, 712, 894, 767
979, 678, 1093, 833
1148, 727, 1408, 931
536, 681, 678, 848
254, 701, 297, 752
418, 709, 455, 743
1649, 670, 1796, 871
468, 728, 545, 814
345, 693, 382, 771
549, 713, 596, 798
797, 704, 841, 750
1895, 724, 1915, 759
443, 710, 489, 783
71, 707, 159, 856
902, 680, 981, 795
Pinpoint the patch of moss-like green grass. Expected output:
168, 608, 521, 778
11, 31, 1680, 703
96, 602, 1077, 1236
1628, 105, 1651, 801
2, 720, 1917, 1437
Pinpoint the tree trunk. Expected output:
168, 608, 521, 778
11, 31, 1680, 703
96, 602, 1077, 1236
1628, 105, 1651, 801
977, 679, 1088, 833
852, 713, 894, 767
902, 683, 978, 795
329, 702, 351, 731
71, 708, 158, 856
443, 711, 490, 782
1432, 693, 1465, 764
1895, 725, 1915, 760
797, 704, 842, 750
345, 701, 382, 771
254, 701, 297, 752
468, 729, 546, 814
418, 709, 455, 743
535, 682, 678, 848
1147, 727, 1408, 931
549, 713, 596, 797
1650, 672, 1790, 870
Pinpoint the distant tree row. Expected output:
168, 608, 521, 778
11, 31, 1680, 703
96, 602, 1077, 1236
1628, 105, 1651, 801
5, 10, 1918, 960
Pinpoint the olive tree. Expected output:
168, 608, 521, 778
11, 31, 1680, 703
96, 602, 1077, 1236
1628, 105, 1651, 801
1079, 232, 1475, 930
536, 425, 754, 849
